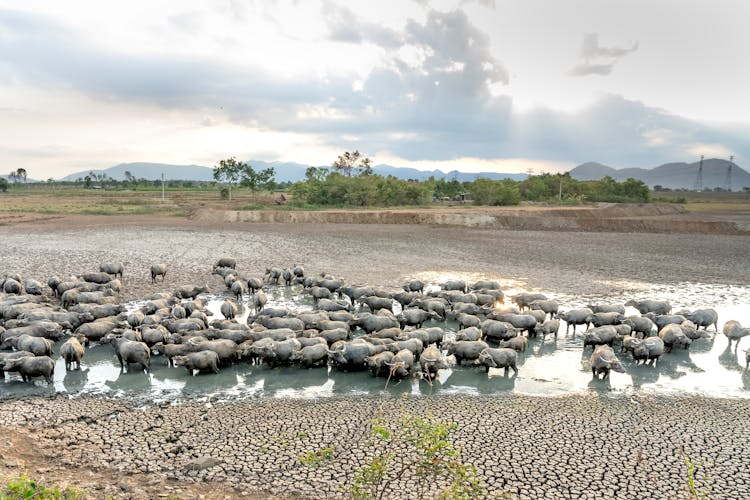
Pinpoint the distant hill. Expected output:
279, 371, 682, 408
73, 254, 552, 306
60, 161, 528, 183
569, 158, 750, 190
60, 163, 215, 182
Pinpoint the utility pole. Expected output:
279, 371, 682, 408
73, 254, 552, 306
693, 155, 704, 191
161, 173, 165, 202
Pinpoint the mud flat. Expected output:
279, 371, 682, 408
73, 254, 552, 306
1, 210, 750, 498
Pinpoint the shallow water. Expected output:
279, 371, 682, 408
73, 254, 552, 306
2, 281, 749, 402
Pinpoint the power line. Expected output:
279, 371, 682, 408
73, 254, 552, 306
693, 155, 704, 191
724, 155, 734, 192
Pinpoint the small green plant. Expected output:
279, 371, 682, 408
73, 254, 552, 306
297, 445, 336, 468
1, 474, 85, 500
351, 413, 485, 500
684, 454, 712, 500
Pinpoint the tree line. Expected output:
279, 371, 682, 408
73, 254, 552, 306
286, 151, 651, 207
1, 153, 652, 206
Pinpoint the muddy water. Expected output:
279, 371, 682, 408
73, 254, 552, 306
2, 282, 749, 402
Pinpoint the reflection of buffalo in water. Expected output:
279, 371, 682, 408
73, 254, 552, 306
628, 365, 661, 389
62, 367, 89, 393
718, 344, 744, 373
687, 334, 716, 354
429, 365, 517, 395
530, 337, 559, 358
104, 370, 152, 393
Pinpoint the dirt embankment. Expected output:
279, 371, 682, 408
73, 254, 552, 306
193, 203, 750, 235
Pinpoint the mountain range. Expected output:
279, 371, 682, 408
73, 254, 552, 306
569, 158, 749, 190
32, 157, 750, 190
59, 161, 528, 183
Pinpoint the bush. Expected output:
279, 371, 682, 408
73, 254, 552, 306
291, 173, 431, 207
466, 178, 520, 206
351, 412, 486, 500
1, 475, 84, 500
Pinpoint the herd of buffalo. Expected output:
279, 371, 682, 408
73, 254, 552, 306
1, 257, 749, 387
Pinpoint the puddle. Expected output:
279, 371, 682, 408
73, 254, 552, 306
2, 281, 749, 401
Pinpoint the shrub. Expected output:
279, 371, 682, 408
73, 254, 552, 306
1, 475, 84, 500
466, 178, 520, 206
351, 412, 486, 500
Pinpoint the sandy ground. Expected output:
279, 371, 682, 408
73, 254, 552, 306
1, 210, 749, 498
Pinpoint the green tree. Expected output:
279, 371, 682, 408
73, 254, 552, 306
8, 171, 17, 184
240, 165, 276, 198
213, 157, 246, 201
15, 168, 27, 183
0, 177, 8, 192
466, 178, 520, 206
333, 150, 372, 177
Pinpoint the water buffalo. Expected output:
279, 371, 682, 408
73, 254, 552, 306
540, 319, 561, 338
419, 345, 449, 380
187, 338, 241, 365
477, 347, 518, 376
220, 300, 238, 320
684, 309, 719, 331
480, 319, 517, 342
174, 285, 209, 300
445, 340, 489, 365
625, 299, 671, 315
590, 345, 626, 379
632, 337, 665, 365
403, 279, 425, 293
512, 292, 547, 311
724, 320, 750, 349
385, 349, 414, 379
60, 334, 87, 370
289, 344, 329, 368
398, 308, 439, 329
0, 351, 35, 378
3, 334, 54, 356
364, 351, 395, 377
583, 325, 619, 350
496, 336, 528, 352
1, 356, 55, 383
658, 324, 692, 352
622, 316, 656, 338
173, 350, 220, 375
100, 262, 124, 278
558, 308, 594, 335
150, 263, 168, 283
101, 335, 150, 373
215, 257, 237, 270
329, 340, 386, 371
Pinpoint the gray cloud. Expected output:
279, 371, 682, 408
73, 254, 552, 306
322, 3, 403, 47
581, 33, 638, 59
460, 0, 496, 9
570, 33, 638, 77
569, 62, 614, 76
1, 7, 746, 169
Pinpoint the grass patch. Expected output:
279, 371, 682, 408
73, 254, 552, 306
351, 412, 487, 500
297, 445, 336, 468
1, 475, 85, 500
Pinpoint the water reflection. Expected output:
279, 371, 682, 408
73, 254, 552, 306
1, 281, 750, 400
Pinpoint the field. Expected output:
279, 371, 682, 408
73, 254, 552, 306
1, 184, 749, 217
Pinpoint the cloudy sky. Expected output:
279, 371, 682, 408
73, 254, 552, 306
1, 0, 748, 179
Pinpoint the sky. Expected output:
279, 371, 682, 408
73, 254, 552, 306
1, 0, 748, 179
